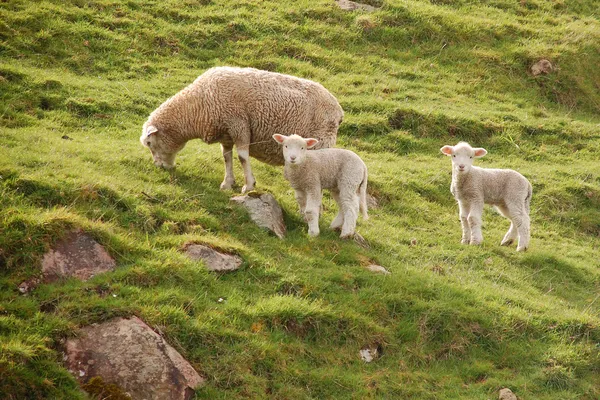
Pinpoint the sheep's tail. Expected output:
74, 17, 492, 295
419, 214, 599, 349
525, 182, 533, 215
359, 166, 369, 220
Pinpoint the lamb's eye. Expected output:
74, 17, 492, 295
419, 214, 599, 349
470, 156, 473, 159
301, 147, 305, 150
285, 145, 287, 148
452, 155, 456, 158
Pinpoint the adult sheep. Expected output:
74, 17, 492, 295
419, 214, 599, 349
140, 67, 344, 193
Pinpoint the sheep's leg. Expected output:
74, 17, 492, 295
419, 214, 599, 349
502, 203, 530, 251
458, 201, 471, 244
219, 142, 235, 190
329, 190, 344, 231
295, 190, 307, 218
339, 190, 359, 239
304, 190, 322, 237
236, 146, 256, 193
467, 202, 484, 245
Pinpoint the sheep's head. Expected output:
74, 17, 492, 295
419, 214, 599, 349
273, 134, 318, 165
140, 122, 180, 169
440, 142, 487, 174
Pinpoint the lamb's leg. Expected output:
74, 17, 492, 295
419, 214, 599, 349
467, 202, 484, 245
497, 205, 518, 246
236, 146, 256, 193
329, 190, 344, 231
304, 189, 322, 237
458, 201, 471, 244
219, 142, 235, 190
516, 213, 530, 252
295, 190, 307, 218
339, 190, 359, 239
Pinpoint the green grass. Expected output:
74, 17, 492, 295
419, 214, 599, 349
1, 0, 599, 398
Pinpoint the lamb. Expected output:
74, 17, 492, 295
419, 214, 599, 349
273, 134, 368, 238
440, 142, 532, 251
140, 67, 343, 193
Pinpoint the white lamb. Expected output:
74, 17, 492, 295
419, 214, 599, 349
140, 67, 343, 193
273, 134, 368, 238
440, 142, 532, 251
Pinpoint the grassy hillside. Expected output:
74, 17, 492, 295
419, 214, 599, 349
1, 0, 599, 398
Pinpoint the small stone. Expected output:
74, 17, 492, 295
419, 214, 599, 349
410, 238, 417, 246
231, 193, 286, 239
499, 388, 518, 400
366, 264, 390, 275
359, 344, 381, 362
531, 59, 553, 76
336, 0, 378, 12
41, 230, 116, 282
184, 244, 242, 272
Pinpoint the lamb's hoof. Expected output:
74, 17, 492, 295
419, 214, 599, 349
470, 240, 482, 246
461, 239, 470, 245
340, 232, 355, 239
330, 223, 342, 231
516, 246, 528, 252
220, 181, 234, 190
308, 229, 320, 237
501, 239, 514, 246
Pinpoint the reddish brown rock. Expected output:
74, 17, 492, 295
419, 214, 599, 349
42, 230, 116, 281
231, 193, 286, 239
184, 243, 242, 272
64, 316, 204, 400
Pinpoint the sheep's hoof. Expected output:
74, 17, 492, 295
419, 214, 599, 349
308, 229, 320, 237
470, 240, 482, 246
461, 239, 470, 245
220, 181, 234, 190
516, 246, 528, 252
340, 232, 355, 239
501, 239, 514, 246
330, 223, 342, 231
241, 184, 255, 194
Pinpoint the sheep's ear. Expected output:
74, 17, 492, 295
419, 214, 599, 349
440, 145, 454, 156
272, 134, 286, 144
474, 148, 487, 158
144, 125, 158, 138
305, 138, 318, 149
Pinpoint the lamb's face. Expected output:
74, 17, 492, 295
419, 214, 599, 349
273, 134, 319, 165
141, 123, 178, 169
440, 142, 487, 174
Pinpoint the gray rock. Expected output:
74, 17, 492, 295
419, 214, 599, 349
366, 264, 390, 274
231, 193, 286, 239
64, 316, 204, 400
42, 230, 116, 282
499, 388, 518, 400
359, 343, 381, 362
336, 0, 378, 12
184, 244, 242, 272
531, 59, 553, 76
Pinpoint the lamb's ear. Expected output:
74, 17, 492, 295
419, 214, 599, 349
473, 148, 487, 158
144, 125, 158, 138
305, 138, 319, 149
440, 145, 454, 156
273, 134, 286, 144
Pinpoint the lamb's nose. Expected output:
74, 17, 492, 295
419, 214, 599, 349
290, 155, 296, 161
459, 164, 465, 169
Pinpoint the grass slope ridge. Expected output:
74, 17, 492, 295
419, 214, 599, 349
1, 0, 599, 399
